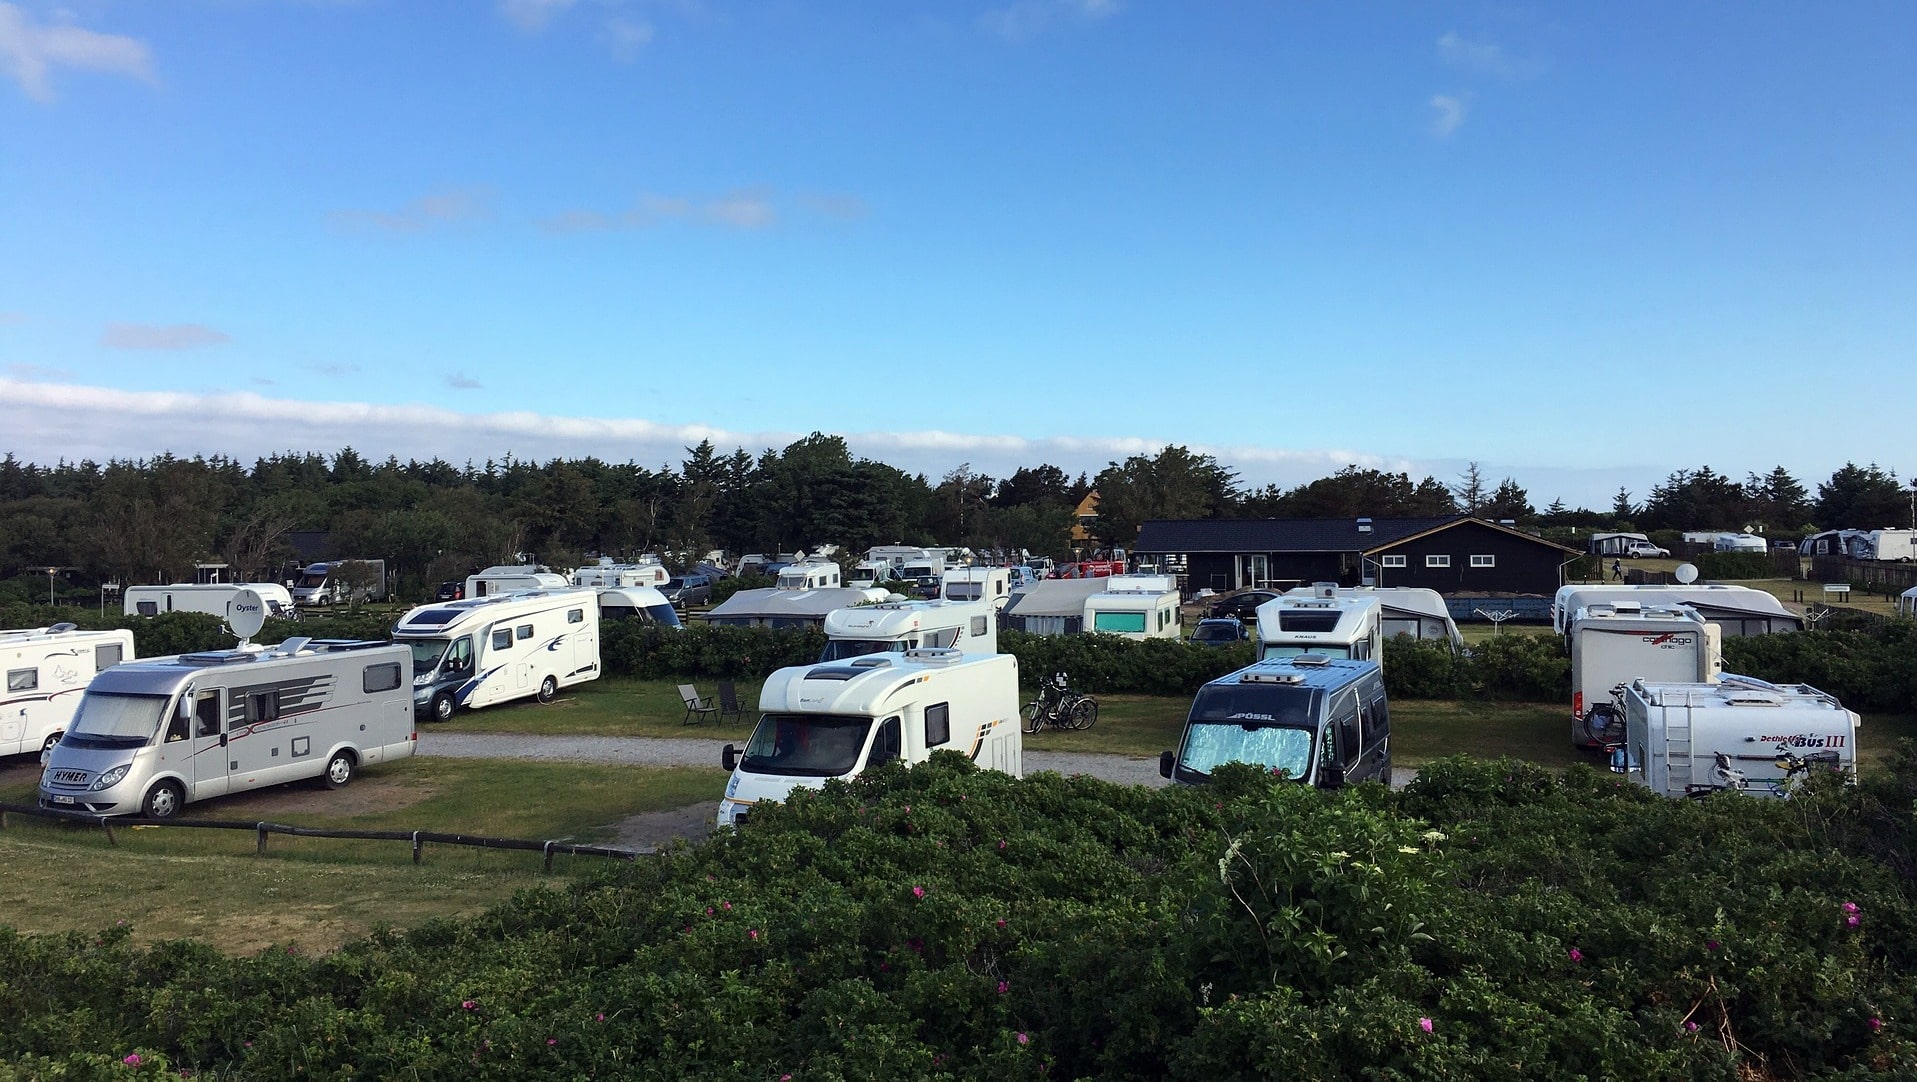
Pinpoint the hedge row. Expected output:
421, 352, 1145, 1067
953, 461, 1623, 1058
1723, 622, 1917, 714
0, 754, 1909, 1078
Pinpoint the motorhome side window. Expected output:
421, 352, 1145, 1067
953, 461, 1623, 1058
95, 643, 123, 669
364, 662, 402, 693
248, 691, 281, 723
492, 629, 513, 650
925, 703, 951, 748
165, 705, 190, 743
516, 624, 533, 640
194, 691, 222, 737
137, 601, 159, 616
1361, 695, 1389, 742
6, 668, 36, 692
874, 717, 902, 764
1336, 704, 1359, 763
568, 609, 584, 624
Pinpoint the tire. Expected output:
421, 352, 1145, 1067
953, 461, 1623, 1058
1023, 699, 1045, 735
142, 780, 185, 821
40, 730, 62, 755
1069, 698, 1098, 731
537, 675, 558, 704
323, 751, 355, 790
430, 693, 456, 723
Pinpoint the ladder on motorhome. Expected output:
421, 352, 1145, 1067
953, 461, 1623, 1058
1664, 698, 1695, 794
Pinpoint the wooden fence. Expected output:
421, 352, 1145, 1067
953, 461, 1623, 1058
1810, 556, 1917, 598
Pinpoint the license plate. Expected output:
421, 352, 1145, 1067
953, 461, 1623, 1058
51, 796, 75, 805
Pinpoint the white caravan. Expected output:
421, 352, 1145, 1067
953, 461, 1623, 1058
394, 589, 602, 721
1551, 584, 1802, 638
716, 649, 1021, 828
1862, 529, 1917, 562
776, 560, 843, 591
571, 557, 670, 589
1614, 675, 1858, 799
124, 583, 297, 621
596, 586, 683, 627
847, 561, 893, 589
1569, 603, 1721, 749
37, 638, 415, 819
941, 566, 1014, 608
1712, 533, 1769, 554
1083, 574, 1183, 640
819, 598, 997, 662
466, 565, 571, 598
1254, 586, 1384, 663
290, 560, 389, 606
2, 624, 135, 758
1281, 584, 1462, 646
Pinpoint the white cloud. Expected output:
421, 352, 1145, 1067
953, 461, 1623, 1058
330, 187, 495, 233
1436, 30, 1541, 79
537, 188, 782, 233
5, 362, 72, 381
603, 16, 653, 61
99, 323, 231, 350
1429, 94, 1466, 137
498, 0, 576, 33
0, 2, 153, 101
445, 372, 484, 390
301, 361, 360, 377
982, 0, 1119, 41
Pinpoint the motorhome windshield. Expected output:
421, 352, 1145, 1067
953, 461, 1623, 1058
902, 564, 936, 579
1262, 644, 1352, 659
1176, 723, 1314, 780
295, 571, 328, 588
65, 692, 170, 748
740, 712, 873, 777
818, 639, 908, 662
408, 638, 450, 674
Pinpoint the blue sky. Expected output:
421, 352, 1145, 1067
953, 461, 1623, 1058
2, 0, 1912, 509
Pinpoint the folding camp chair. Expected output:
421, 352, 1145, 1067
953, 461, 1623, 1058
679, 684, 717, 726
717, 679, 744, 723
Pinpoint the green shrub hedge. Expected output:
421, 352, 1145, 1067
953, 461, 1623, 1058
1692, 551, 1776, 580
1723, 623, 1917, 713
0, 754, 1909, 1078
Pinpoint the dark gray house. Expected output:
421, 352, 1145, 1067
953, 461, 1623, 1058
1133, 516, 1580, 597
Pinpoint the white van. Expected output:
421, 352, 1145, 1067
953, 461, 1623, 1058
2, 624, 135, 758
819, 598, 997, 661
716, 650, 1021, 828
941, 566, 1014, 608
394, 589, 602, 721
1083, 574, 1183, 640
571, 557, 670, 589
124, 583, 297, 621
37, 638, 415, 819
776, 560, 842, 591
466, 565, 571, 598
1254, 587, 1384, 663
1569, 603, 1721, 748
1614, 675, 1858, 798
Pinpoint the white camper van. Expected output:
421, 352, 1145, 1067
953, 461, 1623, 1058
819, 598, 997, 662
290, 560, 389, 606
716, 650, 1021, 828
466, 565, 571, 599
1280, 584, 1462, 646
1083, 574, 1183, 640
1550, 584, 1802, 638
941, 566, 1014, 608
124, 583, 297, 621
1569, 603, 1721, 749
596, 586, 683, 627
776, 560, 843, 591
571, 557, 670, 589
2, 624, 135, 758
37, 638, 415, 819
1614, 675, 1858, 798
393, 589, 602, 721
1254, 587, 1384, 663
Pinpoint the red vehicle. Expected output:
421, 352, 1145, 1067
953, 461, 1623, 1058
1048, 549, 1128, 579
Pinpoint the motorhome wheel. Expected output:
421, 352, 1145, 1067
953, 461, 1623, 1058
323, 751, 356, 789
40, 731, 62, 755
430, 693, 456, 723
142, 780, 185, 820
537, 675, 558, 703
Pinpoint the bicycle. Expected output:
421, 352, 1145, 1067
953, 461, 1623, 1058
1023, 673, 1098, 734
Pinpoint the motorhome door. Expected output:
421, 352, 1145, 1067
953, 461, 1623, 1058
189, 688, 231, 799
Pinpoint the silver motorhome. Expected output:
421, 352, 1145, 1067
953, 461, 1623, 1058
1159, 654, 1391, 788
394, 589, 602, 721
38, 638, 414, 819
2, 624, 135, 758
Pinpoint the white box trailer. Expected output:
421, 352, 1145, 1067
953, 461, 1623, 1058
1255, 587, 1384, 663
2, 624, 135, 758
716, 649, 1021, 828
466, 565, 571, 598
1569, 603, 1721, 748
1616, 675, 1859, 798
37, 638, 415, 819
393, 588, 602, 721
1083, 574, 1183, 640
1863, 529, 1917, 562
571, 557, 671, 589
819, 598, 997, 661
124, 583, 297, 621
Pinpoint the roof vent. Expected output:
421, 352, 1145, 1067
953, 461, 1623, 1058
1291, 653, 1334, 667
903, 647, 963, 665
1499, 519, 1516, 527
48, 622, 78, 634
1242, 670, 1306, 685
1312, 582, 1338, 600
1356, 517, 1372, 533
276, 636, 314, 656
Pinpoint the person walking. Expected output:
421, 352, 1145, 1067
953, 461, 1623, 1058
1611, 559, 1624, 582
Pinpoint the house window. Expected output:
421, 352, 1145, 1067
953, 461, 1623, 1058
1426, 555, 1451, 568
1470, 554, 1495, 568
1380, 555, 1406, 568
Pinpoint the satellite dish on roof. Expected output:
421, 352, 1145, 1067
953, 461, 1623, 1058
1673, 563, 1700, 585
226, 587, 268, 642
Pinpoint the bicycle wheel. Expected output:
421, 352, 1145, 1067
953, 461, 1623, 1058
1069, 697, 1098, 731
1023, 699, 1046, 734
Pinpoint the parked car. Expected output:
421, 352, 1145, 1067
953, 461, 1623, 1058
1190, 617, 1250, 647
1623, 541, 1670, 559
1209, 590, 1278, 623
663, 573, 714, 608
434, 581, 465, 602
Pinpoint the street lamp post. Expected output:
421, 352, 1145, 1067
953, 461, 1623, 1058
45, 567, 57, 606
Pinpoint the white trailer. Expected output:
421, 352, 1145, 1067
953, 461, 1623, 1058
776, 560, 843, 591
37, 638, 415, 819
1281, 584, 1462, 646
1551, 584, 1802, 638
596, 586, 683, 627
290, 560, 389, 606
394, 588, 602, 721
124, 583, 297, 621
571, 557, 670, 589
1712, 533, 1769, 554
1615, 675, 1858, 798
1254, 586, 1384, 663
1083, 574, 1183, 640
1569, 603, 1721, 749
466, 565, 571, 598
2, 624, 135, 758
1862, 529, 1917, 562
847, 560, 893, 589
716, 649, 1021, 828
941, 566, 1014, 608
819, 598, 997, 661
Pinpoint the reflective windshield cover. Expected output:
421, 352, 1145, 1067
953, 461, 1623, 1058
740, 713, 873, 777
1175, 682, 1319, 780
65, 692, 169, 749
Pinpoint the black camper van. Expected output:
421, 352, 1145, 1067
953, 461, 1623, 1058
1159, 654, 1390, 788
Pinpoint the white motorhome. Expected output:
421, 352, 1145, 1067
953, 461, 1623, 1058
290, 560, 389, 606
571, 557, 670, 589
716, 649, 1021, 828
124, 583, 297, 621
1614, 675, 1858, 799
37, 638, 415, 819
1551, 584, 1802, 638
1254, 587, 1384, 663
1712, 533, 1769, 554
941, 566, 1014, 608
393, 589, 602, 721
1568, 603, 1721, 749
1083, 574, 1183, 640
1862, 529, 1917, 562
847, 561, 892, 590
467, 565, 571, 598
1280, 584, 1462, 646
819, 598, 997, 662
596, 586, 683, 627
776, 560, 843, 591
2, 624, 135, 758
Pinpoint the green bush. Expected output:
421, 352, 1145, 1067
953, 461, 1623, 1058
998, 628, 1250, 694
1723, 623, 1917, 713
601, 620, 824, 679
1693, 552, 1776, 580
1382, 635, 1569, 702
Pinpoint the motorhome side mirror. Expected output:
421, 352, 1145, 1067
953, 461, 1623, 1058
1604, 743, 1628, 774
178, 695, 194, 721
722, 744, 738, 773
1158, 751, 1174, 779
1315, 761, 1344, 789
